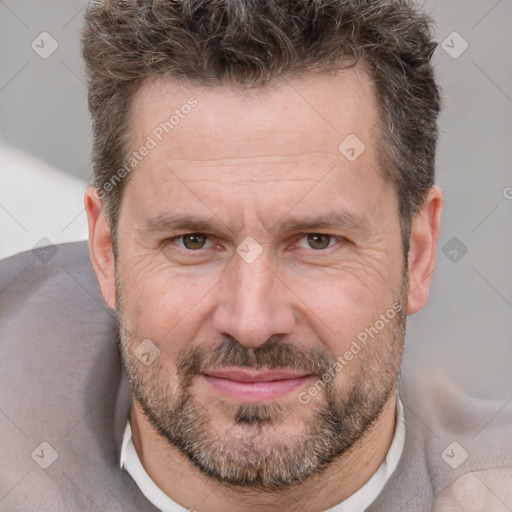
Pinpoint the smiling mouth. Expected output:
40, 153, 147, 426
200, 367, 313, 403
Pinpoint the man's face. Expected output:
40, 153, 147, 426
114, 69, 408, 489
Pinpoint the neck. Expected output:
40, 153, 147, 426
129, 394, 397, 512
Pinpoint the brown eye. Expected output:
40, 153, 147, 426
306, 233, 333, 250
179, 233, 208, 250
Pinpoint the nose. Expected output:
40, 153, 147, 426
212, 249, 296, 348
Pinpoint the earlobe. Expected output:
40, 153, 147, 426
84, 186, 117, 310
406, 185, 443, 316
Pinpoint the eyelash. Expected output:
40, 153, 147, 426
168, 233, 346, 252
171, 234, 215, 251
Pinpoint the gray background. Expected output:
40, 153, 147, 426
1, 0, 511, 398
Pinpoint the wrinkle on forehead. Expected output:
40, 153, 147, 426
160, 153, 342, 182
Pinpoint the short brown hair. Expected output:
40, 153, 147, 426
82, 0, 441, 255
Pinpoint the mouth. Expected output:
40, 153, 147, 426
200, 368, 313, 403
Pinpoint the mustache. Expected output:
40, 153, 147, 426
175, 336, 335, 385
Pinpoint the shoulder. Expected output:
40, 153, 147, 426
0, 244, 138, 509
400, 372, 512, 510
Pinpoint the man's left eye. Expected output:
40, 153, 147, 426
174, 233, 212, 250
297, 234, 338, 250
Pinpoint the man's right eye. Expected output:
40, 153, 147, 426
172, 233, 212, 250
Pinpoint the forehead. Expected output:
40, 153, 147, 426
128, 66, 379, 163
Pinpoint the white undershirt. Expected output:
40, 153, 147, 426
120, 396, 405, 512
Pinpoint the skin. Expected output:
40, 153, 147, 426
85, 67, 442, 511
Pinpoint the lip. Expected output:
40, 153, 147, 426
201, 368, 313, 403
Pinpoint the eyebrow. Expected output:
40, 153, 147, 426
141, 214, 227, 234
141, 210, 372, 237
275, 211, 372, 236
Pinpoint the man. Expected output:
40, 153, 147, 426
0, 1, 510, 511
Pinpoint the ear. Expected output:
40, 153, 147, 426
406, 185, 443, 316
84, 186, 116, 310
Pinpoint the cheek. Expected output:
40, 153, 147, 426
290, 265, 398, 341
120, 259, 222, 357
